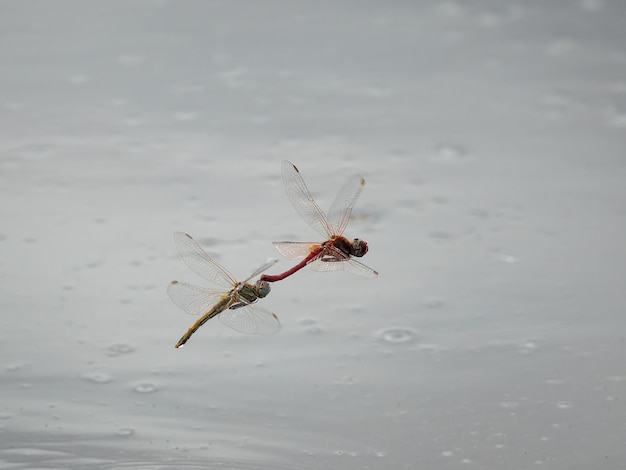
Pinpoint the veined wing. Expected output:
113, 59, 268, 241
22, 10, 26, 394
219, 304, 281, 335
172, 232, 235, 289
327, 174, 365, 237
307, 246, 378, 278
272, 241, 321, 259
167, 280, 228, 316
241, 258, 279, 283
281, 160, 334, 239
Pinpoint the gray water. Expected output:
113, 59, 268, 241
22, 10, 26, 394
1, 1, 625, 469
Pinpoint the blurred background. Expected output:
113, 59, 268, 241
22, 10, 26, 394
1, 1, 625, 469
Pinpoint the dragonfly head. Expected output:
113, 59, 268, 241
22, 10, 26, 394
256, 280, 271, 298
351, 238, 368, 257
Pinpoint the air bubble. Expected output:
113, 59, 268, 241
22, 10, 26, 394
133, 382, 158, 393
377, 327, 418, 344
106, 343, 135, 357
115, 428, 135, 437
80, 372, 112, 384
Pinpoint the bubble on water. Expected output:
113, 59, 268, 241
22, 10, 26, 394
106, 343, 135, 357
374, 451, 386, 457
333, 376, 357, 386
555, 401, 573, 409
442, 450, 454, 457
115, 428, 135, 437
133, 382, 158, 393
377, 327, 418, 344
80, 371, 112, 384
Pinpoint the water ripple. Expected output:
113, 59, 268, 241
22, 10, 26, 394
376, 327, 418, 344
132, 382, 158, 394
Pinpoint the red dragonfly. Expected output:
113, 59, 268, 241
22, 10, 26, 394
261, 160, 378, 282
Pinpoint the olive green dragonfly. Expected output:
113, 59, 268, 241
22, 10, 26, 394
168, 232, 281, 348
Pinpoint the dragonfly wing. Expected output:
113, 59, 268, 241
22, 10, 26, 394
172, 232, 235, 288
307, 246, 378, 278
327, 175, 365, 236
272, 241, 321, 259
306, 257, 346, 272
219, 305, 281, 335
281, 160, 334, 239
339, 257, 379, 278
167, 281, 227, 315
242, 258, 279, 283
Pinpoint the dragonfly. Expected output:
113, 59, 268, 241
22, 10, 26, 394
168, 232, 281, 348
260, 160, 378, 283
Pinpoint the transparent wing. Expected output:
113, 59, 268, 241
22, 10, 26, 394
219, 305, 281, 335
307, 246, 378, 278
167, 280, 227, 316
241, 258, 279, 283
172, 232, 235, 288
281, 160, 334, 239
327, 175, 365, 237
272, 241, 321, 259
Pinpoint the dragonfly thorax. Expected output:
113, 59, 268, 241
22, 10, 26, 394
237, 283, 262, 303
329, 236, 369, 258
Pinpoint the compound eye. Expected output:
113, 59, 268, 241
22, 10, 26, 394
351, 239, 368, 257
257, 281, 271, 298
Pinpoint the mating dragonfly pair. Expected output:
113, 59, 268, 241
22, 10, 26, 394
168, 160, 378, 348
